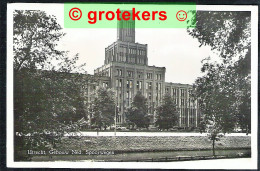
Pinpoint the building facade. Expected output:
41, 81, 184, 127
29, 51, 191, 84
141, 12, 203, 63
92, 18, 200, 128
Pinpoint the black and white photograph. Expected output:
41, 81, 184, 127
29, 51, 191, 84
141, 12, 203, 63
6, 3, 258, 169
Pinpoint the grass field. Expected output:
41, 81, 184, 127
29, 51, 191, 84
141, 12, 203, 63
56, 135, 251, 152
28, 135, 251, 161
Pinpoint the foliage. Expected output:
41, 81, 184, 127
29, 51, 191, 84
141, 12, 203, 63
198, 117, 206, 134
14, 70, 88, 160
126, 91, 150, 128
188, 11, 250, 61
13, 10, 64, 71
13, 10, 86, 73
89, 87, 116, 129
13, 10, 87, 161
155, 94, 178, 130
206, 119, 224, 156
188, 11, 251, 133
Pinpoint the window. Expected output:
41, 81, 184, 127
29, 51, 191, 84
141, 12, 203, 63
189, 90, 192, 96
181, 89, 185, 97
117, 69, 123, 76
127, 71, 133, 77
166, 87, 169, 93
137, 81, 142, 90
126, 80, 129, 88
103, 82, 108, 88
130, 80, 133, 88
116, 79, 119, 87
174, 98, 177, 105
147, 73, 152, 79
127, 91, 129, 98
137, 72, 143, 79
129, 48, 135, 55
181, 99, 185, 106
149, 82, 152, 89
173, 88, 177, 97
119, 79, 122, 87
156, 74, 162, 80
146, 82, 152, 90
149, 92, 152, 100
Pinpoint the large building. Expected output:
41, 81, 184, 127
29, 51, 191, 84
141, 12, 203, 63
93, 18, 200, 128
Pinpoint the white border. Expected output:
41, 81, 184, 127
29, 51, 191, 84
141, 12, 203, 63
6, 4, 258, 169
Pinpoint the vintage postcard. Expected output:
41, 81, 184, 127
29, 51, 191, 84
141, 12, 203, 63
6, 3, 258, 169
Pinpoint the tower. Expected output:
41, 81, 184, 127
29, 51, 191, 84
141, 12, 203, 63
104, 11, 148, 65
95, 10, 166, 125
117, 11, 135, 43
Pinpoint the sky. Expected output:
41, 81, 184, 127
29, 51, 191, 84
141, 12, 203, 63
12, 3, 218, 84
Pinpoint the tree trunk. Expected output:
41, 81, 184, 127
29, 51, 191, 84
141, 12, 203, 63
212, 139, 215, 157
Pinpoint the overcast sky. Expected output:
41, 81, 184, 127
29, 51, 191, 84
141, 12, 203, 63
12, 3, 218, 84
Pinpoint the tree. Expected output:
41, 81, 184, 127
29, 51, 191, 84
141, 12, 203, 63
193, 61, 237, 133
206, 119, 224, 156
187, 11, 250, 62
155, 94, 178, 130
13, 10, 87, 161
198, 117, 206, 134
13, 10, 65, 72
126, 91, 150, 129
89, 87, 116, 129
14, 70, 89, 160
188, 11, 251, 133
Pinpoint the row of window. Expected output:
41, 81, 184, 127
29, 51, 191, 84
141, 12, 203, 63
101, 82, 193, 103
122, 47, 146, 56
165, 88, 193, 97
106, 47, 146, 58
116, 79, 142, 90
116, 55, 126, 62
115, 56, 145, 64
117, 79, 162, 91
116, 69, 162, 80
171, 98, 196, 107
180, 108, 197, 125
